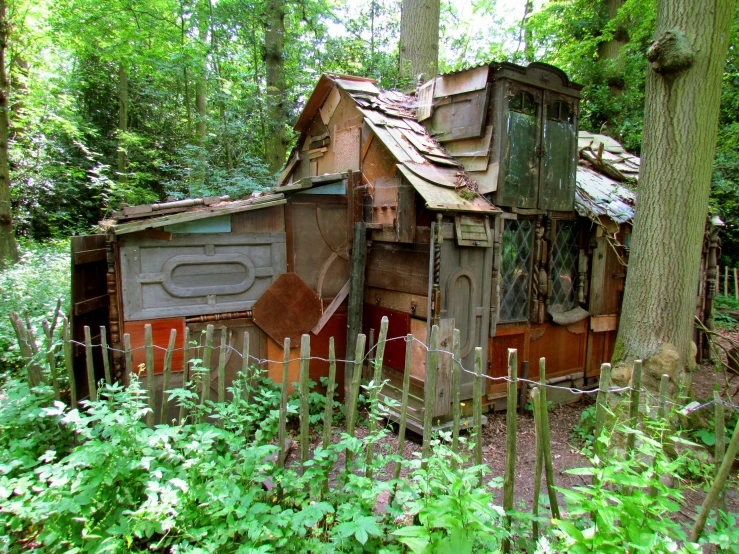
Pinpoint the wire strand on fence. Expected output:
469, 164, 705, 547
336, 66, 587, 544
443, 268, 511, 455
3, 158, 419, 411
63, 335, 739, 413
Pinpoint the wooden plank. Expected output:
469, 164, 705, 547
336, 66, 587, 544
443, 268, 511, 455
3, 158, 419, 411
363, 304, 411, 371
73, 248, 107, 265
365, 119, 413, 163
417, 78, 435, 121
129, 229, 173, 241
113, 197, 286, 235
363, 286, 428, 319
252, 273, 323, 344
231, 205, 285, 233
435, 318, 455, 417
312, 280, 350, 335
433, 65, 489, 98
74, 294, 109, 316
366, 245, 429, 297
345, 223, 367, 412
319, 86, 341, 125
443, 125, 494, 157
590, 315, 618, 332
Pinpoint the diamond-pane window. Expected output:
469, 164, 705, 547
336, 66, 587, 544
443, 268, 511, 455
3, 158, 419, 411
550, 221, 579, 311
500, 219, 533, 321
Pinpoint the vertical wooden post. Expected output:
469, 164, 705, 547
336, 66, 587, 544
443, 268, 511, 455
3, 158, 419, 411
502, 348, 517, 553
690, 412, 739, 542
63, 317, 77, 406
734, 268, 738, 301
123, 333, 133, 384
366, 317, 389, 478
277, 337, 290, 469
83, 325, 97, 401
714, 390, 726, 511
10, 312, 41, 387
626, 360, 643, 455
473, 347, 484, 473
594, 363, 612, 449
299, 334, 311, 471
346, 333, 366, 470
345, 222, 367, 414
451, 329, 462, 469
100, 326, 111, 385
160, 328, 177, 425
179, 327, 191, 425
422, 324, 440, 464
367, 328, 375, 378
200, 324, 214, 405
724, 265, 728, 298
531, 386, 544, 541
322, 337, 337, 449
717, 264, 720, 295
43, 319, 60, 401
241, 331, 250, 399
393, 334, 413, 481
144, 324, 154, 427
217, 328, 227, 405
539, 358, 560, 519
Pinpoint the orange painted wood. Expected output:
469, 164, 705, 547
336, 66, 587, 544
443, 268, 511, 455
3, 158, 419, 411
123, 318, 185, 374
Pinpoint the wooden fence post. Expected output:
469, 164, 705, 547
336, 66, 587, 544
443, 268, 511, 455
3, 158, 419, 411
217, 328, 228, 406
123, 333, 133, 385
241, 331, 250, 398
531, 386, 544, 541
10, 312, 41, 387
277, 337, 290, 469
144, 324, 154, 427
690, 411, 739, 542
392, 334, 413, 481
451, 329, 462, 469
724, 265, 729, 298
345, 222, 367, 414
734, 268, 737, 302
43, 318, 60, 400
63, 317, 77, 406
84, 325, 97, 402
159, 328, 177, 425
594, 363, 612, 450
502, 348, 518, 553
626, 360, 643, 455
366, 316, 389, 478
539, 357, 560, 519
346, 333, 367, 470
179, 327, 190, 425
299, 334, 311, 471
518, 360, 530, 416
658, 373, 670, 421
322, 337, 337, 449
200, 324, 215, 406
714, 391, 726, 511
473, 347, 484, 473
100, 326, 111, 385
422, 325, 440, 464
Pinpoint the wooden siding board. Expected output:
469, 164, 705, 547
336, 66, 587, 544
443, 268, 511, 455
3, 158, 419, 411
124, 318, 185, 375
366, 245, 429, 297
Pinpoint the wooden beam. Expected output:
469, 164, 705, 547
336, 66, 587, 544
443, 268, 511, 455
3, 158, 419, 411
345, 222, 367, 411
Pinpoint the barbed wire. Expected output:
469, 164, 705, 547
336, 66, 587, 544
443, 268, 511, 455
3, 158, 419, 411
50, 334, 739, 414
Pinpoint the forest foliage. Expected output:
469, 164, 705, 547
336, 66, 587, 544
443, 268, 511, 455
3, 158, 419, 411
5, 0, 739, 261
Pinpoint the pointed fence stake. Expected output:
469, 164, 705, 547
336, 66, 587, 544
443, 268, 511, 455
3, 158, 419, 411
322, 337, 337, 449
241, 331, 250, 399
63, 317, 77, 406
714, 390, 726, 511
123, 333, 133, 385
626, 360, 643, 455
531, 386, 544, 541
144, 324, 154, 427
502, 348, 518, 553
217, 328, 228, 405
345, 333, 366, 471
43, 319, 60, 400
594, 362, 612, 455
451, 329, 462, 469
473, 346, 484, 472
84, 325, 97, 402
366, 316, 389, 478
539, 357, 560, 519
299, 334, 311, 471
200, 324, 214, 406
179, 327, 191, 425
160, 328, 177, 425
422, 324, 440, 465
277, 338, 291, 469
393, 334, 413, 481
100, 326, 111, 385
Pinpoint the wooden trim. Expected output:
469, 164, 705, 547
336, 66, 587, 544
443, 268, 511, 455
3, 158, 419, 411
113, 197, 286, 235
590, 315, 618, 332
494, 323, 530, 336
361, 131, 375, 161
285, 202, 294, 273
73, 248, 107, 265
312, 280, 350, 335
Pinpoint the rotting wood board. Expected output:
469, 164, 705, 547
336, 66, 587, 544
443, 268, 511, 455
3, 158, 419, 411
363, 286, 428, 319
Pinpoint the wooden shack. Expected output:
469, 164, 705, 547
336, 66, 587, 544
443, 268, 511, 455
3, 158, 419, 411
71, 61, 718, 429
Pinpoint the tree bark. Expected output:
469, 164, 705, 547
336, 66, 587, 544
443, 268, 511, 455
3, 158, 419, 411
399, 0, 440, 82
264, 0, 287, 174
614, 0, 735, 392
195, 17, 207, 146
209, 0, 233, 172
117, 65, 128, 184
0, 0, 18, 269
9, 55, 28, 138
598, 0, 628, 99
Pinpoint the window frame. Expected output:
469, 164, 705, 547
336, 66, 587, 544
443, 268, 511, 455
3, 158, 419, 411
498, 216, 536, 324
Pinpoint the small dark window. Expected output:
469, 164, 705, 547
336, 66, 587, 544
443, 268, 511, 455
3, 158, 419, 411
509, 91, 537, 117
547, 101, 573, 123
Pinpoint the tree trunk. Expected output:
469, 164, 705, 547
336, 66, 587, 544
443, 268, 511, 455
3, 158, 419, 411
117, 65, 128, 184
263, 0, 287, 174
9, 55, 28, 138
598, 0, 628, 99
180, 1, 192, 138
614, 0, 735, 393
0, 0, 18, 269
209, 0, 233, 173
399, 0, 440, 82
195, 24, 207, 146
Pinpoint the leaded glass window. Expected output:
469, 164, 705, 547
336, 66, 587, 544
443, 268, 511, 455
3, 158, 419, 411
500, 219, 533, 321
550, 221, 579, 312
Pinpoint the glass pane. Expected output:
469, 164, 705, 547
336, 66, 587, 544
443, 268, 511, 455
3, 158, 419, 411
540, 115, 576, 211
500, 219, 533, 321
502, 111, 539, 208
550, 221, 579, 312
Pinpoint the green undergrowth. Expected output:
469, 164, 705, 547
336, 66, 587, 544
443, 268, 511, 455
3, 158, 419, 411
0, 363, 738, 553
0, 240, 70, 380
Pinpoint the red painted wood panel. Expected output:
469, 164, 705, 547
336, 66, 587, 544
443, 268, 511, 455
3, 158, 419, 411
362, 304, 411, 371
124, 318, 186, 375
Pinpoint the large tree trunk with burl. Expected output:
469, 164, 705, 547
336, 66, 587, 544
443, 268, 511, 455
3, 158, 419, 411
399, 0, 440, 83
264, 0, 287, 174
613, 0, 735, 394
0, 0, 17, 269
